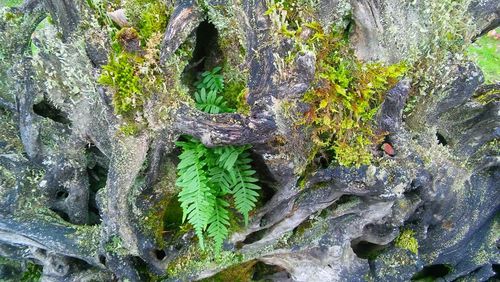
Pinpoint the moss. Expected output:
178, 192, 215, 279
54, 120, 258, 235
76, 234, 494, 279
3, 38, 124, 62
395, 229, 419, 255
0, 0, 24, 7
473, 88, 500, 105
220, 80, 250, 115
72, 225, 101, 256
201, 260, 257, 282
118, 122, 141, 136
166, 246, 244, 279
467, 28, 500, 83
99, 51, 145, 115
264, 3, 407, 168
20, 262, 42, 282
301, 25, 407, 168
105, 235, 128, 256
142, 194, 183, 248
96, 1, 177, 134
123, 0, 171, 41
293, 219, 314, 237
402, 0, 473, 119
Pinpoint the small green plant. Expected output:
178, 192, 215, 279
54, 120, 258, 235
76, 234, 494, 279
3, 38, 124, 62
21, 262, 42, 282
176, 67, 260, 253
467, 29, 500, 83
123, 0, 169, 41
0, 0, 23, 7
98, 52, 145, 115
301, 25, 407, 167
104, 235, 128, 256
395, 229, 419, 254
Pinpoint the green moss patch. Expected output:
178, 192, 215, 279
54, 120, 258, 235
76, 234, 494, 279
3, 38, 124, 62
467, 29, 500, 83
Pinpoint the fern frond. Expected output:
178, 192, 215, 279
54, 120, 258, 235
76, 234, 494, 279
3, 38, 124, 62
176, 141, 215, 249
196, 66, 224, 93
207, 197, 230, 253
214, 145, 241, 170
176, 66, 261, 253
230, 152, 260, 225
209, 166, 233, 195
194, 88, 230, 114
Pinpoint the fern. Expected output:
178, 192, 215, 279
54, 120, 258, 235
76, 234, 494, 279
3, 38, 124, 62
175, 141, 214, 249
195, 66, 224, 93
206, 197, 230, 253
194, 88, 232, 114
176, 66, 260, 253
230, 151, 260, 225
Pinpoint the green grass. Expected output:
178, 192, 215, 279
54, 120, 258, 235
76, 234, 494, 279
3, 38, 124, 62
468, 29, 500, 83
0, 0, 23, 7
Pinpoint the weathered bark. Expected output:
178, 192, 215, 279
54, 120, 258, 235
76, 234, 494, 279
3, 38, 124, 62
0, 0, 498, 281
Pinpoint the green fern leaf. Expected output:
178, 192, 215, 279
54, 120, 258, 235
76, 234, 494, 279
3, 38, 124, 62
207, 197, 230, 253
176, 66, 261, 253
230, 152, 260, 225
176, 141, 215, 249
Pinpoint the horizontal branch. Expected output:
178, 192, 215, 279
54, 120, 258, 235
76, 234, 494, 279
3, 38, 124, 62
0, 215, 101, 266
173, 104, 276, 147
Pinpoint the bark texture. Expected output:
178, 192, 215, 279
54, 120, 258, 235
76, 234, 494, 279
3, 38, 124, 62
0, 0, 498, 281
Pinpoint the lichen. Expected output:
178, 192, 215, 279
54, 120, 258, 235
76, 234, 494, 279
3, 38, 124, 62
166, 246, 244, 279
105, 235, 128, 256
0, 109, 23, 154
72, 225, 101, 256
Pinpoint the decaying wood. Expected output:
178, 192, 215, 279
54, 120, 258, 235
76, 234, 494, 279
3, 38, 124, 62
0, 0, 498, 281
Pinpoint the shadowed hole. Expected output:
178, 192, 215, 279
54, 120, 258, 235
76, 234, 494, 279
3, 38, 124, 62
154, 249, 166, 260
56, 190, 69, 199
240, 228, 268, 246
181, 20, 221, 89
190, 20, 220, 73
50, 208, 70, 222
252, 261, 291, 281
493, 264, 499, 278
436, 132, 448, 146
350, 240, 388, 260
98, 255, 106, 266
33, 99, 70, 124
412, 264, 452, 280
204, 260, 291, 281
86, 144, 108, 225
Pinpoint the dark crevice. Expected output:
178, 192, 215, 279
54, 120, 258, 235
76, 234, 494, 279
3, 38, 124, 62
240, 228, 268, 246
323, 195, 360, 215
411, 264, 452, 280
33, 99, 71, 124
252, 261, 291, 281
98, 255, 106, 266
190, 20, 220, 73
436, 132, 448, 146
493, 264, 499, 278
182, 20, 221, 88
207, 261, 291, 281
162, 196, 183, 236
86, 144, 108, 225
154, 249, 166, 261
310, 150, 333, 169
50, 208, 70, 222
56, 190, 69, 199
250, 151, 277, 205
350, 239, 388, 259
